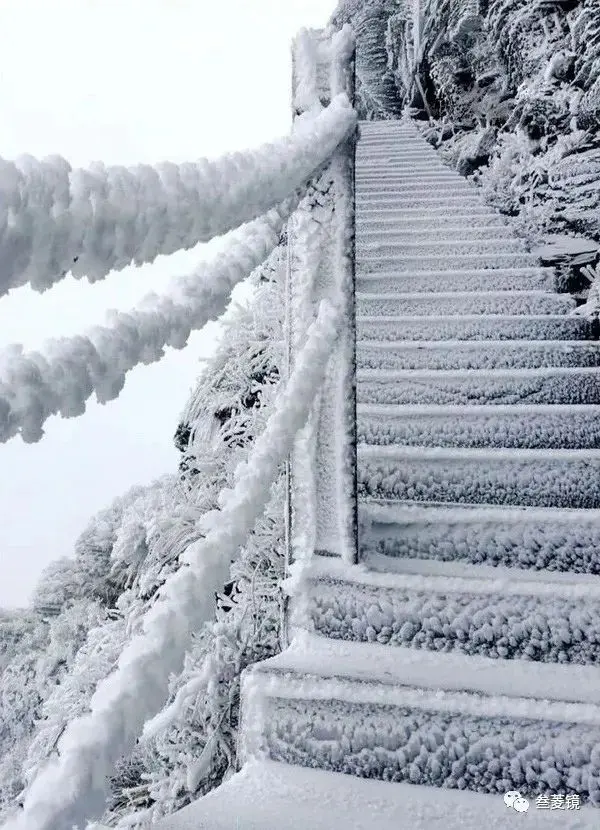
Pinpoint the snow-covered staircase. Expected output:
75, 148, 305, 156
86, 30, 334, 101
238, 119, 600, 814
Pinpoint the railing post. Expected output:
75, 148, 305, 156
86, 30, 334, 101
284, 25, 358, 624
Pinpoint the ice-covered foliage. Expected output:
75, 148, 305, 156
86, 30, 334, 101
0, 262, 287, 827
5, 262, 342, 830
334, 0, 600, 247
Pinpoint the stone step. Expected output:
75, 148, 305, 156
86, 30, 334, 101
357, 403, 600, 448
356, 340, 600, 371
356, 315, 596, 341
356, 268, 556, 293
241, 632, 600, 802
292, 556, 600, 664
356, 169, 460, 180
357, 253, 542, 273
357, 444, 600, 508
357, 225, 517, 242
149, 758, 597, 830
359, 501, 600, 574
358, 194, 483, 210
357, 367, 600, 406
356, 211, 511, 228
356, 176, 472, 189
355, 291, 573, 316
357, 238, 529, 256
356, 158, 449, 168
355, 163, 458, 173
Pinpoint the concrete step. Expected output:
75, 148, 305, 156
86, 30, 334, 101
357, 194, 484, 209
149, 758, 598, 830
292, 556, 600, 664
241, 632, 600, 802
356, 367, 600, 406
356, 315, 596, 341
359, 501, 600, 574
358, 444, 600, 508
355, 291, 573, 317
356, 268, 556, 293
356, 169, 461, 180
357, 340, 600, 371
356, 211, 512, 228
357, 253, 543, 273
357, 403, 600, 448
357, 238, 529, 256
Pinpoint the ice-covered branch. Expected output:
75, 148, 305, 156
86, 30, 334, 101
0, 95, 356, 295
0, 199, 295, 444
3, 299, 341, 830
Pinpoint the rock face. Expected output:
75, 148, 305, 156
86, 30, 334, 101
332, 0, 600, 241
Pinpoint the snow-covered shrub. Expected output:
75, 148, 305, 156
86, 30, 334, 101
89, 247, 288, 829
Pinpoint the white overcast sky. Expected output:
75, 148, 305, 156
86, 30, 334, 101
0, 0, 337, 607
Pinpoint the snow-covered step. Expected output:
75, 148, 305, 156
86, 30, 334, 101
357, 194, 484, 210
356, 211, 512, 229
357, 340, 600, 370
241, 633, 600, 801
356, 182, 476, 196
357, 403, 600, 449
292, 556, 600, 664
356, 183, 475, 196
359, 501, 600, 574
355, 169, 459, 179
356, 169, 462, 181
355, 291, 572, 317
357, 252, 542, 273
151, 758, 598, 830
356, 210, 506, 227
357, 367, 600, 406
356, 162, 452, 171
357, 315, 596, 341
357, 268, 555, 293
358, 444, 600, 508
357, 238, 528, 257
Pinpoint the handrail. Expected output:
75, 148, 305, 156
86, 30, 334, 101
285, 23, 358, 613
2, 27, 358, 830
0, 100, 355, 297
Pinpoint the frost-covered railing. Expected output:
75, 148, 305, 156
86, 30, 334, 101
0, 27, 358, 830
286, 26, 358, 574
0, 95, 355, 445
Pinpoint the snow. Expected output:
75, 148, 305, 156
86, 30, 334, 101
249, 631, 600, 709
3, 299, 342, 830
356, 290, 573, 316
0, 94, 356, 294
295, 559, 600, 663
0, 200, 291, 444
358, 401, 600, 448
357, 314, 595, 341
150, 759, 598, 830
357, 366, 600, 407
240, 635, 600, 800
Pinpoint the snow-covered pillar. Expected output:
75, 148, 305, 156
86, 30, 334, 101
285, 26, 358, 588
